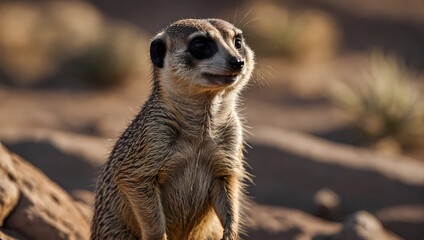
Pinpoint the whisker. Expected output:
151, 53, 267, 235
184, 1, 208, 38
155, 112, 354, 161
242, 17, 261, 29
238, 6, 254, 27
233, 5, 238, 25
252, 63, 274, 87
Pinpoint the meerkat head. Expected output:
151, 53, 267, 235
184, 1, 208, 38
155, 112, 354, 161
150, 19, 255, 96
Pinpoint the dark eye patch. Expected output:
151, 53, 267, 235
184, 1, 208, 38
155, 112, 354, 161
188, 36, 218, 60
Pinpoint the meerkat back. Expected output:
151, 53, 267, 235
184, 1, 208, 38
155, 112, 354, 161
91, 18, 255, 240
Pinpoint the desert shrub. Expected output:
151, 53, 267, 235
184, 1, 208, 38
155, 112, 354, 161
0, 2, 55, 85
76, 23, 149, 88
237, 2, 339, 62
331, 52, 424, 150
0, 1, 149, 89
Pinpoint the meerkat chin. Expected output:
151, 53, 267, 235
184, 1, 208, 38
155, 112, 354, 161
91, 18, 255, 240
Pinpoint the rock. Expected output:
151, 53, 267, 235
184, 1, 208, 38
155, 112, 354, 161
0, 142, 90, 240
0, 145, 20, 225
74, 201, 94, 224
314, 188, 341, 221
376, 204, 424, 240
246, 203, 340, 240
0, 228, 29, 240
247, 126, 424, 217
0, 230, 18, 240
0, 127, 107, 192
70, 189, 95, 223
70, 189, 95, 206
333, 211, 402, 240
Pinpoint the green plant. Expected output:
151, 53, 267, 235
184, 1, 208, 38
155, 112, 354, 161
331, 52, 424, 149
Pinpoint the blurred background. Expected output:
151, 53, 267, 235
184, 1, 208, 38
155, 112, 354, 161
0, 0, 423, 239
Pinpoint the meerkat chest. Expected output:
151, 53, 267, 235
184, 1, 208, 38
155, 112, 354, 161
157, 131, 241, 221
157, 140, 221, 228
160, 138, 231, 187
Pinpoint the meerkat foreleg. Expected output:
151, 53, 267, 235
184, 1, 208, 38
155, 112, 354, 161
116, 171, 167, 240
213, 175, 241, 240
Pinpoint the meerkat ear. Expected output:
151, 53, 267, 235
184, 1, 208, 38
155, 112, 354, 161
150, 38, 167, 68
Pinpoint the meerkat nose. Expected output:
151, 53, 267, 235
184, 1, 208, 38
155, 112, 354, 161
229, 56, 244, 70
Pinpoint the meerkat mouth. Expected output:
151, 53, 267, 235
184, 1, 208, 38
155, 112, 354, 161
203, 72, 239, 86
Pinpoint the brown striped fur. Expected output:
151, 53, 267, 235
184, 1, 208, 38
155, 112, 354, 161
91, 19, 255, 240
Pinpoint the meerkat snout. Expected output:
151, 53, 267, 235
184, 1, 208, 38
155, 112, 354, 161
228, 56, 244, 70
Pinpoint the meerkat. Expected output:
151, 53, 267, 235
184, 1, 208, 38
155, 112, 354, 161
91, 18, 255, 240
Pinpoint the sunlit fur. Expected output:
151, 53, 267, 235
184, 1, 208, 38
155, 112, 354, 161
91, 19, 255, 240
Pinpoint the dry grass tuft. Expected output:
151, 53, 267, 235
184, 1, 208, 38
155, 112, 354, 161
331, 51, 424, 151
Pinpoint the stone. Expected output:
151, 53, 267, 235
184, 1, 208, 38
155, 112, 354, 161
246, 203, 340, 240
0, 144, 20, 226
70, 189, 95, 206
314, 188, 341, 221
1, 142, 90, 240
0, 230, 18, 240
333, 211, 402, 240
0, 228, 29, 240
0, 128, 107, 192
74, 201, 94, 224
376, 204, 424, 240
71, 188, 95, 223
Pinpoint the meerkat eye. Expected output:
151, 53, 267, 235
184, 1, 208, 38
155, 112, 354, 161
234, 36, 243, 50
193, 39, 208, 50
188, 36, 217, 60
